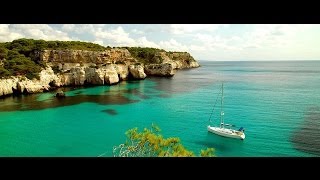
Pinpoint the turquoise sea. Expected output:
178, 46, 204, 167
1, 60, 320, 157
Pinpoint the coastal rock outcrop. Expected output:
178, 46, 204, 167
17, 80, 47, 94
56, 65, 120, 86
115, 64, 129, 80
144, 63, 175, 77
55, 91, 65, 98
148, 51, 200, 69
129, 64, 147, 79
84, 67, 104, 85
0, 78, 19, 96
0, 67, 59, 96
100, 65, 120, 85
170, 60, 200, 69
58, 67, 86, 86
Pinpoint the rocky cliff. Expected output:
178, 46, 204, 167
131, 51, 200, 77
40, 48, 135, 64
0, 68, 57, 96
0, 48, 199, 97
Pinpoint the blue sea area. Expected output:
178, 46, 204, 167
1, 60, 320, 157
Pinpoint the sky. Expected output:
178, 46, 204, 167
0, 24, 320, 61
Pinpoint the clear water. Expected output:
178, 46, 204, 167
1, 60, 320, 157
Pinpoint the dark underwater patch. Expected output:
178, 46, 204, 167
159, 94, 171, 98
101, 109, 118, 116
0, 88, 139, 112
138, 95, 150, 99
291, 106, 320, 156
110, 88, 150, 99
73, 91, 83, 95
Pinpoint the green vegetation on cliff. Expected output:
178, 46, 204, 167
125, 47, 166, 64
112, 124, 215, 157
0, 42, 41, 79
2, 38, 106, 52
126, 47, 196, 64
0, 38, 107, 79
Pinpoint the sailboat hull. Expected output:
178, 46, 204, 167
208, 126, 245, 140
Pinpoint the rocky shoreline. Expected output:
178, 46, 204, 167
0, 48, 200, 97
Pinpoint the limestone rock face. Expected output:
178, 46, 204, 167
56, 67, 90, 86
39, 67, 59, 86
144, 63, 175, 77
100, 65, 120, 85
0, 78, 19, 96
129, 64, 147, 79
188, 61, 200, 68
17, 80, 45, 94
84, 68, 104, 85
161, 52, 200, 69
15, 67, 59, 94
114, 64, 129, 80
69, 67, 86, 86
0, 67, 59, 96
55, 65, 120, 86
40, 48, 135, 64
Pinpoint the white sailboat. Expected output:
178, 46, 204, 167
207, 83, 246, 140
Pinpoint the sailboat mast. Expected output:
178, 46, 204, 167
220, 82, 224, 128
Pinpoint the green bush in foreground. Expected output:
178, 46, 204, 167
113, 124, 215, 157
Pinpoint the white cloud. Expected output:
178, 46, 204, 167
131, 29, 144, 35
0, 24, 10, 35
93, 27, 160, 48
159, 39, 189, 51
189, 45, 206, 51
188, 24, 313, 56
70, 36, 81, 41
195, 34, 223, 46
64, 24, 106, 34
229, 36, 242, 42
10, 24, 52, 31
94, 26, 135, 46
0, 24, 72, 42
239, 24, 314, 50
61, 24, 75, 31
168, 24, 228, 34
135, 37, 160, 48
0, 24, 24, 42
93, 40, 104, 46
193, 33, 241, 51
